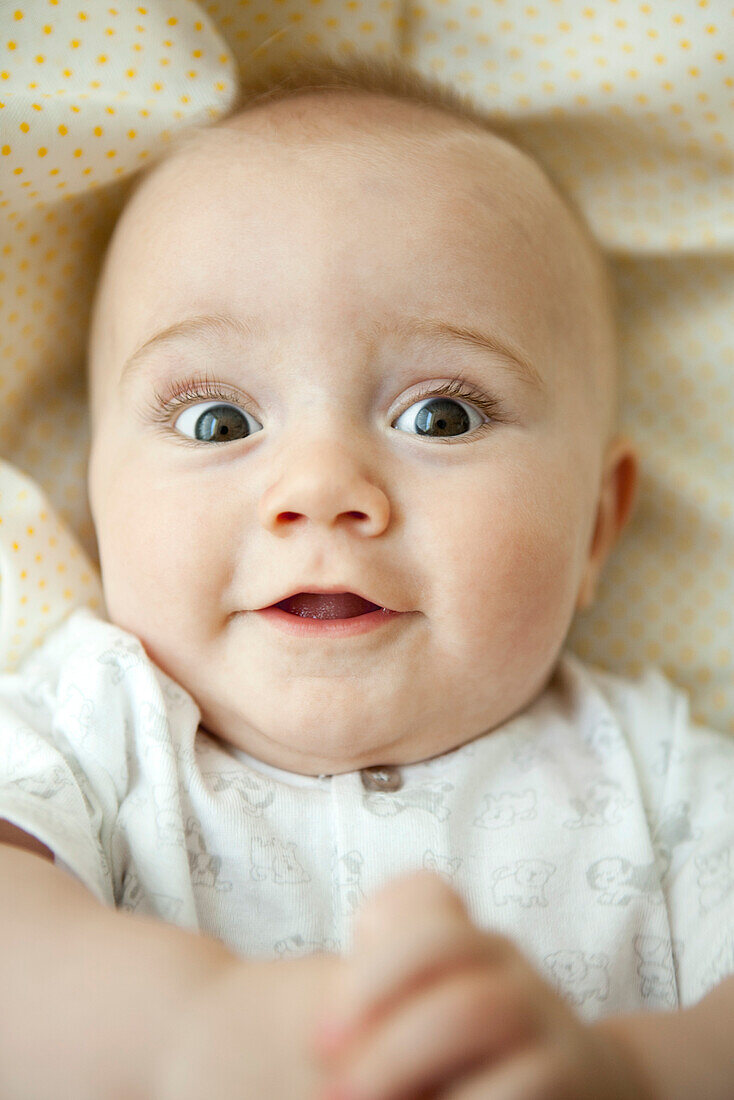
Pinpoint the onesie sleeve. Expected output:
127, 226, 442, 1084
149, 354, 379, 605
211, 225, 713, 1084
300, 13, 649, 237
652, 681, 734, 1007
0, 612, 127, 906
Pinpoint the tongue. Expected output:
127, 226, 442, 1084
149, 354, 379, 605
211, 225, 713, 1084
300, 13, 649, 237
277, 592, 380, 619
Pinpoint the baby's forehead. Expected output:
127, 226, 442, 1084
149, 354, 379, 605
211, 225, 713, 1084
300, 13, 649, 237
150, 96, 603, 313
109, 101, 583, 338
152, 91, 552, 211
91, 89, 617, 438
121, 91, 587, 303
135, 90, 601, 323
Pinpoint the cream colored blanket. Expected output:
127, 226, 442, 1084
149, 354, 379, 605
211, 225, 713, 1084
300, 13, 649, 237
0, 0, 731, 734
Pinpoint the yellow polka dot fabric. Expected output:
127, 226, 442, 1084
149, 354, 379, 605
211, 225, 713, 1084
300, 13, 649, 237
0, 2, 732, 732
0, 457, 103, 669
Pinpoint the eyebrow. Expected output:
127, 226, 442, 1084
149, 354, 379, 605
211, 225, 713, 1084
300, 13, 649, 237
119, 311, 544, 391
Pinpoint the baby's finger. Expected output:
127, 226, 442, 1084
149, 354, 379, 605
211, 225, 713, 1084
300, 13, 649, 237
321, 963, 536, 1100
351, 871, 469, 957
315, 899, 511, 1056
438, 1044, 567, 1100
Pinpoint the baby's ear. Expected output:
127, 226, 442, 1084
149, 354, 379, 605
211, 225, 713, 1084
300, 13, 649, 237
575, 435, 639, 612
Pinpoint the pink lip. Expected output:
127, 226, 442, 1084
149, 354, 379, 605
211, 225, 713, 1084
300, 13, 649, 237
255, 605, 408, 637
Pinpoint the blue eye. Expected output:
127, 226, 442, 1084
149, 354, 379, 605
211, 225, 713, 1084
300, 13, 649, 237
392, 395, 486, 438
174, 401, 262, 443
160, 376, 500, 444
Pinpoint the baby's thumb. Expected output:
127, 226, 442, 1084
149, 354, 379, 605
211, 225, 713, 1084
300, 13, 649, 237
350, 868, 469, 953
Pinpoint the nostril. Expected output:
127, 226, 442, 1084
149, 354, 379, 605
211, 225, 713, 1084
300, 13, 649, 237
274, 511, 368, 525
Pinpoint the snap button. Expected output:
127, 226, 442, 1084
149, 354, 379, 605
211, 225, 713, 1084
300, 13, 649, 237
360, 764, 402, 792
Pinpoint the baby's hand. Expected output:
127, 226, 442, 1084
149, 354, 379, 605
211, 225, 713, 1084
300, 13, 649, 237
312, 870, 651, 1100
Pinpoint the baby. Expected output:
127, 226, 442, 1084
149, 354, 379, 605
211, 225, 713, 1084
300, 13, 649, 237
1, 53, 733, 1100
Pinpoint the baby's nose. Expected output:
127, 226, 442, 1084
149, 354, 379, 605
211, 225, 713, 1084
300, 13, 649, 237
258, 443, 390, 536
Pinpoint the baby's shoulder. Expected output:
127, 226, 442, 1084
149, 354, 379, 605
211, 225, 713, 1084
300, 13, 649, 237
557, 648, 733, 768
560, 650, 687, 731
11, 606, 151, 696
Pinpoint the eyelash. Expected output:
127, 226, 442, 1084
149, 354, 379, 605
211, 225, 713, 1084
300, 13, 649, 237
143, 371, 505, 443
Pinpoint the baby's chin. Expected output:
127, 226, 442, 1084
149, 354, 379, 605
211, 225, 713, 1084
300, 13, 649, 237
196, 695, 500, 776
136, 612, 555, 776
198, 720, 415, 776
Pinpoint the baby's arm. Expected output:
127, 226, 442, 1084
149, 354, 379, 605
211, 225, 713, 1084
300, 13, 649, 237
0, 826, 340, 1100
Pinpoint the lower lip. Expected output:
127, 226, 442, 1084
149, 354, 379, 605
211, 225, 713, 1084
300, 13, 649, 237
255, 606, 407, 637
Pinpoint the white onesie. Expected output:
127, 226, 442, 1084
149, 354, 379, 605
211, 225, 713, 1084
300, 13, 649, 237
1, 607, 732, 1020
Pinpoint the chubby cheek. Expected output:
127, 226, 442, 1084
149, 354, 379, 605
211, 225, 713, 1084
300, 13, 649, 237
420, 462, 585, 693
92, 451, 234, 662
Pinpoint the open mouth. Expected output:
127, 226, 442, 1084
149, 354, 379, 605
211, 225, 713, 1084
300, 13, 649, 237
275, 592, 382, 620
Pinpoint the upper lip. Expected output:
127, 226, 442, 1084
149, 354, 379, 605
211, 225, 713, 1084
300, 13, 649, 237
256, 585, 398, 612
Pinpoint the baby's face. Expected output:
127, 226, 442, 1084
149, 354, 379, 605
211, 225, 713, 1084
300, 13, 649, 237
87, 92, 630, 775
